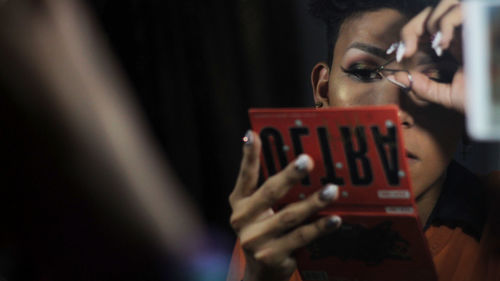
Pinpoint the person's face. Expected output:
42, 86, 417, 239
311, 9, 463, 198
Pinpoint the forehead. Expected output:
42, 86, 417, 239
334, 9, 409, 60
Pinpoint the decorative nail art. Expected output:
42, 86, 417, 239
320, 184, 339, 202
326, 216, 342, 229
386, 42, 399, 55
396, 42, 406, 63
294, 154, 310, 171
432, 31, 443, 57
243, 130, 254, 145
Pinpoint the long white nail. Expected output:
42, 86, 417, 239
432, 31, 443, 57
320, 184, 339, 202
432, 31, 442, 48
396, 42, 406, 62
294, 154, 310, 171
434, 46, 443, 57
386, 75, 409, 89
386, 42, 399, 55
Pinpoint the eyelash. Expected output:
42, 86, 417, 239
341, 63, 382, 82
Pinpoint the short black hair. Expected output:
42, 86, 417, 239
309, 0, 439, 66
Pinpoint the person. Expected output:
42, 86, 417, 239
226, 0, 500, 280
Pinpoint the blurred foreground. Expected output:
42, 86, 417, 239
0, 0, 228, 280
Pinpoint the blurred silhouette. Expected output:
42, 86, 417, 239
0, 0, 224, 280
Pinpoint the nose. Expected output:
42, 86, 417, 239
399, 108, 414, 129
374, 81, 415, 129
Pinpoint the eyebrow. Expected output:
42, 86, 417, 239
347, 42, 390, 60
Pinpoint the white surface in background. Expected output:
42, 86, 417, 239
464, 1, 500, 141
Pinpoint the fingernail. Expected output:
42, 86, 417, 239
434, 46, 443, 57
319, 184, 339, 202
243, 130, 254, 145
432, 31, 443, 57
396, 42, 406, 63
326, 215, 342, 229
386, 75, 409, 89
294, 154, 310, 171
432, 31, 442, 49
386, 42, 399, 55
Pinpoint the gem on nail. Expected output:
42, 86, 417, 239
243, 130, 254, 145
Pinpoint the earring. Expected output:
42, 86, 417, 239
315, 102, 323, 108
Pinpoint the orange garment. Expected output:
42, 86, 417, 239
226, 223, 500, 281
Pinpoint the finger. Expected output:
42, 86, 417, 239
399, 7, 433, 60
438, 4, 462, 50
426, 0, 460, 35
389, 70, 464, 113
239, 184, 339, 247
258, 184, 339, 237
250, 253, 298, 281
230, 130, 262, 205
256, 215, 342, 261
230, 154, 313, 233
233, 207, 275, 229
250, 154, 314, 214
254, 208, 275, 222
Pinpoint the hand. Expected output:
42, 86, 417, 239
229, 131, 341, 281
390, 0, 465, 113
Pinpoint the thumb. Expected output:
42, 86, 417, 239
389, 71, 464, 113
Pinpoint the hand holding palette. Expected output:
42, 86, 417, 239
249, 106, 437, 281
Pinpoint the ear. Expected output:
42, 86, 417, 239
311, 62, 331, 107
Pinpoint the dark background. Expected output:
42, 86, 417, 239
85, 0, 327, 247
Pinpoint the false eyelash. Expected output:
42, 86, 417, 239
341, 66, 378, 74
340, 66, 382, 82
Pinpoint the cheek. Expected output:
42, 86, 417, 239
407, 119, 462, 197
328, 77, 380, 106
328, 75, 403, 107
408, 129, 451, 196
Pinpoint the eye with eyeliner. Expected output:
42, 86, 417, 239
341, 49, 459, 85
341, 62, 383, 82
